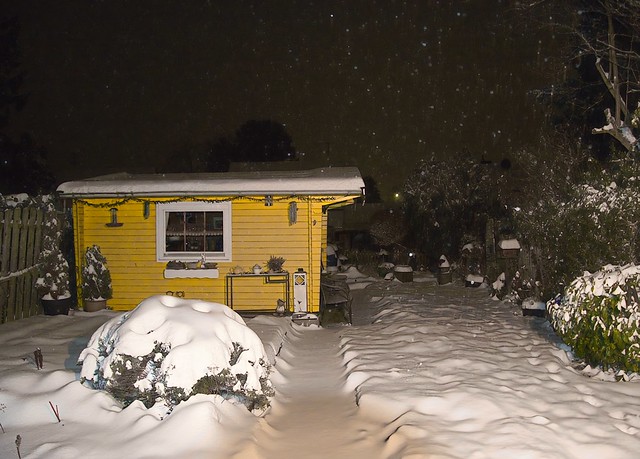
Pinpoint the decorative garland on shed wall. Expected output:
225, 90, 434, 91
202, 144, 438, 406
72, 194, 344, 208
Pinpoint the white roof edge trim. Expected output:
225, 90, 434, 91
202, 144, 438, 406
56, 167, 365, 197
58, 191, 362, 199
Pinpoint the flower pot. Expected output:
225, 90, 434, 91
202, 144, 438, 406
41, 297, 73, 316
84, 299, 107, 312
437, 269, 452, 285
394, 265, 413, 282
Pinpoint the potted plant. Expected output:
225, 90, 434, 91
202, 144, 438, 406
266, 255, 286, 273
81, 245, 113, 312
35, 214, 73, 315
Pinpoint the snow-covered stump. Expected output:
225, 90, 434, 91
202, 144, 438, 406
78, 295, 274, 415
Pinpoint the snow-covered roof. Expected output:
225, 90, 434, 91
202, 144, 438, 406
57, 167, 365, 198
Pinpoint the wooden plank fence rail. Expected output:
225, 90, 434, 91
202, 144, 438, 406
0, 206, 45, 323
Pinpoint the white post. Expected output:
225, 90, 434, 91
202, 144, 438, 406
293, 270, 308, 312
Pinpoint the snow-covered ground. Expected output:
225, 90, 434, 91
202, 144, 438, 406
1, 273, 640, 458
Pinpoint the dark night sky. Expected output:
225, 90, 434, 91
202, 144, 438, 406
3, 1, 562, 199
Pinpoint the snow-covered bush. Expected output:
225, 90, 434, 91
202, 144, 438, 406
81, 245, 112, 300
548, 264, 640, 373
511, 141, 640, 299
34, 199, 71, 300
377, 262, 395, 278
78, 295, 274, 415
369, 207, 407, 248
491, 272, 506, 299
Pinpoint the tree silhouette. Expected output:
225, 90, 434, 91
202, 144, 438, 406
0, 134, 56, 194
0, 16, 28, 129
362, 176, 381, 203
235, 119, 296, 162
206, 137, 234, 172
529, 1, 640, 157
204, 119, 297, 171
0, 16, 55, 194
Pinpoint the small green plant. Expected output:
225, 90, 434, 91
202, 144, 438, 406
266, 255, 286, 272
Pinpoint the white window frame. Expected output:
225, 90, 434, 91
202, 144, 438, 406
156, 201, 232, 262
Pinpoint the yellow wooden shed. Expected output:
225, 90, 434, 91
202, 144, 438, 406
57, 167, 364, 313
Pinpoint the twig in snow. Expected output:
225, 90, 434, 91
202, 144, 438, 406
49, 401, 60, 422
15, 434, 22, 459
34, 348, 43, 370
1, 422, 5, 433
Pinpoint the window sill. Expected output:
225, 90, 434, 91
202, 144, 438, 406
163, 269, 219, 279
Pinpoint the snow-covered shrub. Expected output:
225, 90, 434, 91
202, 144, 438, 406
491, 272, 506, 299
81, 245, 112, 300
34, 199, 71, 300
511, 141, 640, 299
548, 264, 640, 373
79, 295, 274, 415
377, 262, 395, 278
460, 241, 484, 277
369, 207, 407, 248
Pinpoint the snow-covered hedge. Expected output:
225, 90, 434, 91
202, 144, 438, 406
79, 295, 274, 415
548, 264, 640, 373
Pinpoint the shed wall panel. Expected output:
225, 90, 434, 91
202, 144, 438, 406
71, 197, 348, 312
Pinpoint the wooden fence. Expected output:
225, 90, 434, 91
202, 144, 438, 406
0, 206, 45, 323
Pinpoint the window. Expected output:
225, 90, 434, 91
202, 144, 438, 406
156, 202, 232, 261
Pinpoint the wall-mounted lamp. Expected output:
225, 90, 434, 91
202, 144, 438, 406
265, 195, 273, 207
105, 208, 123, 227
288, 201, 298, 225
143, 201, 150, 219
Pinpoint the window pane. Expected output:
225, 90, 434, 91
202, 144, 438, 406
165, 210, 224, 254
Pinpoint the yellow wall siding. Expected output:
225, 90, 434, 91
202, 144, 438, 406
72, 196, 351, 313
72, 204, 86, 284
75, 200, 163, 310
308, 204, 325, 310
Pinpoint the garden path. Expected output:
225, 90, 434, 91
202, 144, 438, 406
231, 323, 381, 459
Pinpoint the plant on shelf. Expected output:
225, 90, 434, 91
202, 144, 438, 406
266, 255, 286, 273
82, 245, 113, 311
35, 207, 73, 315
